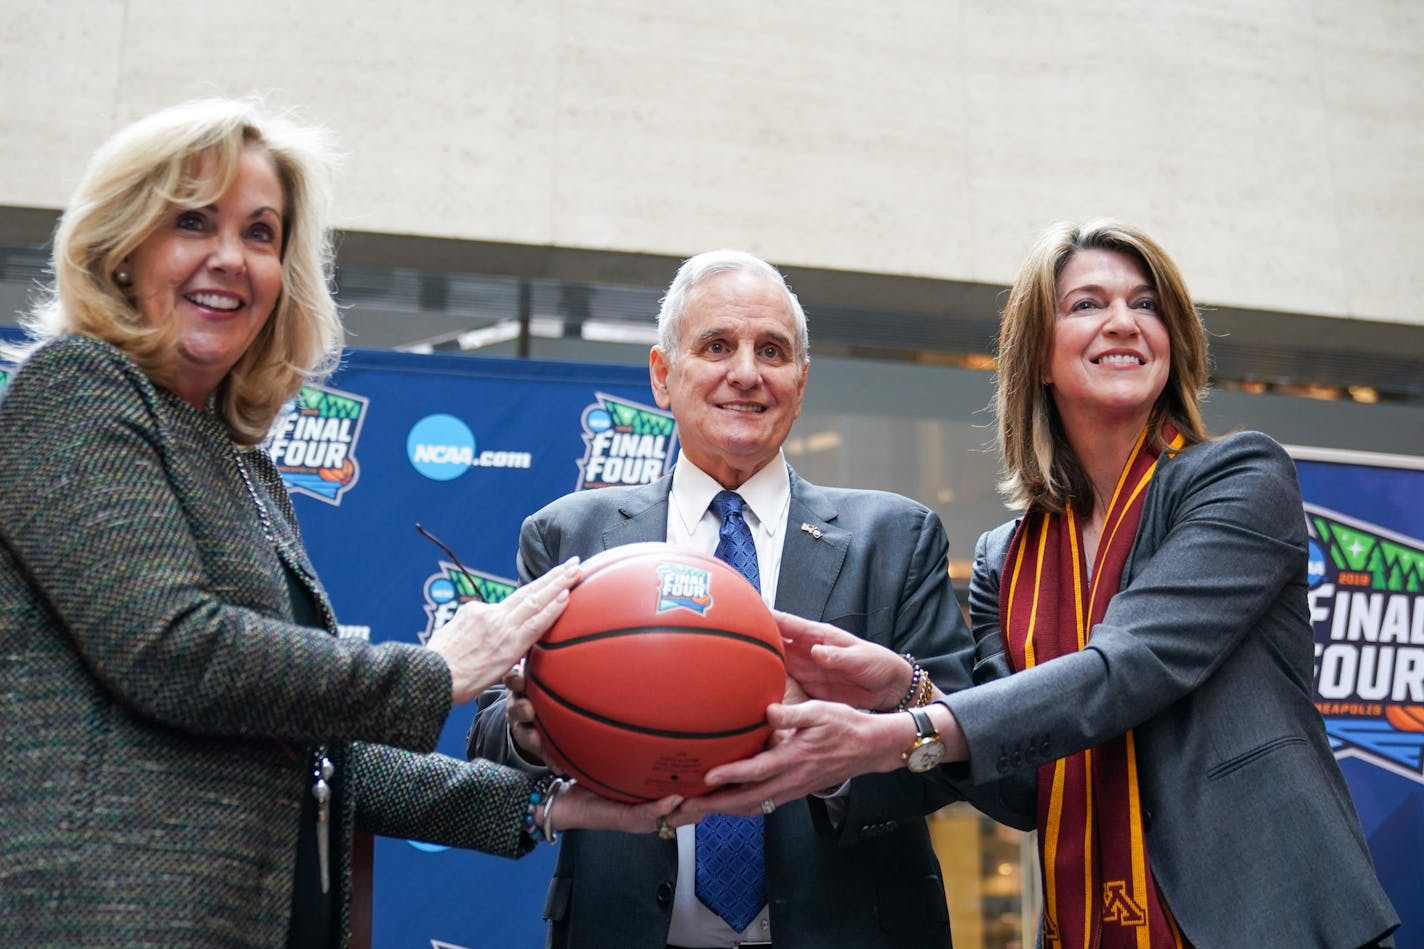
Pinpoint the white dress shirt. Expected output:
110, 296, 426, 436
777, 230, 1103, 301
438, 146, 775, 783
664, 453, 789, 948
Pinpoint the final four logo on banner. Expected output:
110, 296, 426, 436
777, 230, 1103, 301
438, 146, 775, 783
263, 383, 369, 505
420, 564, 516, 645
576, 391, 678, 490
1308, 503, 1424, 784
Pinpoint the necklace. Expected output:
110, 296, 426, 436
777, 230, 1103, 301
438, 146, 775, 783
233, 444, 334, 892
233, 447, 275, 547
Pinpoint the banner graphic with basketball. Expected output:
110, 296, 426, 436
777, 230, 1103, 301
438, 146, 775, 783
1293, 445, 1424, 942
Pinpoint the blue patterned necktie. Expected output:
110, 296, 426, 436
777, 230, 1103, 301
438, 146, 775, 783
694, 490, 767, 933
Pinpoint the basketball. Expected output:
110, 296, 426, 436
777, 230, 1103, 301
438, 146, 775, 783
525, 542, 785, 803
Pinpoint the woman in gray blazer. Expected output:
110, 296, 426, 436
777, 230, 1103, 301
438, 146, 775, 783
692, 220, 1398, 948
0, 98, 676, 948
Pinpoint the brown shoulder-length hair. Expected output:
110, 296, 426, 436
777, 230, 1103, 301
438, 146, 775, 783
994, 219, 1210, 515
12, 96, 343, 445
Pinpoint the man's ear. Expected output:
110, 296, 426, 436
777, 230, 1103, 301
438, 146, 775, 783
649, 346, 672, 409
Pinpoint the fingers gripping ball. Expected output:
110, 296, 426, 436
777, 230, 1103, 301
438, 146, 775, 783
526, 542, 785, 803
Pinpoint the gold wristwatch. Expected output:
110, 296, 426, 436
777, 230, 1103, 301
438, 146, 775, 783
901, 706, 945, 773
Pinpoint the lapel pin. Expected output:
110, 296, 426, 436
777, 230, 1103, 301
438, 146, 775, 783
800, 522, 824, 540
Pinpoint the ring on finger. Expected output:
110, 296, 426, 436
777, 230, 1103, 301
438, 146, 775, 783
657, 818, 675, 840
760, 799, 776, 816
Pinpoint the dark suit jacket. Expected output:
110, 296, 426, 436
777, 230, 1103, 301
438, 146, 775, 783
469, 470, 979, 948
946, 431, 1399, 948
0, 335, 540, 947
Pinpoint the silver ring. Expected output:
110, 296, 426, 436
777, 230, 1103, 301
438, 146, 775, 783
760, 799, 776, 816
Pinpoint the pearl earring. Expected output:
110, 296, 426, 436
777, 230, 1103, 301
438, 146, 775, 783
115, 267, 132, 287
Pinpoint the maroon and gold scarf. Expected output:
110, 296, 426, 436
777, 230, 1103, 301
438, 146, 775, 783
1001, 425, 1189, 949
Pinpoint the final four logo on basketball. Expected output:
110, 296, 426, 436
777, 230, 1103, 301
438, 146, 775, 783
576, 392, 678, 491
657, 563, 712, 616
262, 383, 368, 505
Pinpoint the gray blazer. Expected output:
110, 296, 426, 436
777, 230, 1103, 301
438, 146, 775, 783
469, 470, 984, 949
945, 431, 1398, 948
0, 335, 539, 947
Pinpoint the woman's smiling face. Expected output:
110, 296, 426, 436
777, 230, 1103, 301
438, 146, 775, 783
125, 146, 285, 407
1045, 247, 1171, 430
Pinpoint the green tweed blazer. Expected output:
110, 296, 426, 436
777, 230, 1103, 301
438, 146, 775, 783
0, 334, 538, 947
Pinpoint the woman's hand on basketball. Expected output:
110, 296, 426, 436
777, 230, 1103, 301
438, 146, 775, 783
501, 662, 548, 764
674, 699, 912, 819
551, 784, 685, 835
776, 610, 915, 711
428, 557, 580, 706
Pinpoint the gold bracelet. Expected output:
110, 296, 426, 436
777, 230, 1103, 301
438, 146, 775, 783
911, 668, 934, 707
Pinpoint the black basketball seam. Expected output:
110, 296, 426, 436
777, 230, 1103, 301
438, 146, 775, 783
536, 723, 656, 803
534, 624, 782, 656
526, 671, 770, 740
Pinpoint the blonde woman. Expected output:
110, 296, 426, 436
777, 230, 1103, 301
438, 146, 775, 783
0, 98, 677, 947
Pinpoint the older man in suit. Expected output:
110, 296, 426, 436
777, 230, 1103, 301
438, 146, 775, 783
468, 249, 985, 949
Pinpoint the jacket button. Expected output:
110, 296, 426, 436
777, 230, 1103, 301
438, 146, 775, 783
656, 882, 674, 907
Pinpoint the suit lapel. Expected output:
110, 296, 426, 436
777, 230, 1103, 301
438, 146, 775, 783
773, 472, 847, 622
602, 476, 674, 549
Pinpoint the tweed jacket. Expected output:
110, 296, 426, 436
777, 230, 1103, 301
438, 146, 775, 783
0, 335, 539, 947
469, 469, 1004, 949
943, 431, 1399, 948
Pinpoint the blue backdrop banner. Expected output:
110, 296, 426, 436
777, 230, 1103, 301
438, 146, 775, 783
1292, 446, 1424, 946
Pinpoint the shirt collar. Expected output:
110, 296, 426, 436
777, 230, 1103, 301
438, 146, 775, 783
669, 452, 790, 538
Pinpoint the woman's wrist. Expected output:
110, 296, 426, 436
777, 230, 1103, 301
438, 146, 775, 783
888, 654, 932, 712
523, 774, 574, 845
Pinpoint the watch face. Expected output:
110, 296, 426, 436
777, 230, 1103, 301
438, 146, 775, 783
906, 739, 945, 773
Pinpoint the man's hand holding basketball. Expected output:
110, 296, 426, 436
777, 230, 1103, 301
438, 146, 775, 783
502, 661, 549, 764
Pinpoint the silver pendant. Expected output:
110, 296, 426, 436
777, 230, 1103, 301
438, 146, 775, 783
314, 754, 334, 894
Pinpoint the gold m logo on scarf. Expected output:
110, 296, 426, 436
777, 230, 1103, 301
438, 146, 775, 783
1041, 912, 1060, 945
1102, 881, 1147, 926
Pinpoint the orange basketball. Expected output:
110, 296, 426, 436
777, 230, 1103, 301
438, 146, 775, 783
526, 542, 785, 803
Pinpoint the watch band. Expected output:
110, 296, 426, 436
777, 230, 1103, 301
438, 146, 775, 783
907, 706, 936, 739
902, 706, 945, 773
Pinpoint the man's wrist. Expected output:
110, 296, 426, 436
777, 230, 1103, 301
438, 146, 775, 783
507, 723, 551, 773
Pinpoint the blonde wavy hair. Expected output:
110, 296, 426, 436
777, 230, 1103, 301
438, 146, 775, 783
995, 219, 1210, 515
13, 96, 343, 444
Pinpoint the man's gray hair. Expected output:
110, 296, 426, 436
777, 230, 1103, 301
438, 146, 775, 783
654, 249, 809, 365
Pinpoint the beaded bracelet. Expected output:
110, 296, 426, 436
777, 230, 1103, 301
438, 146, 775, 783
522, 774, 559, 845
894, 654, 933, 711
